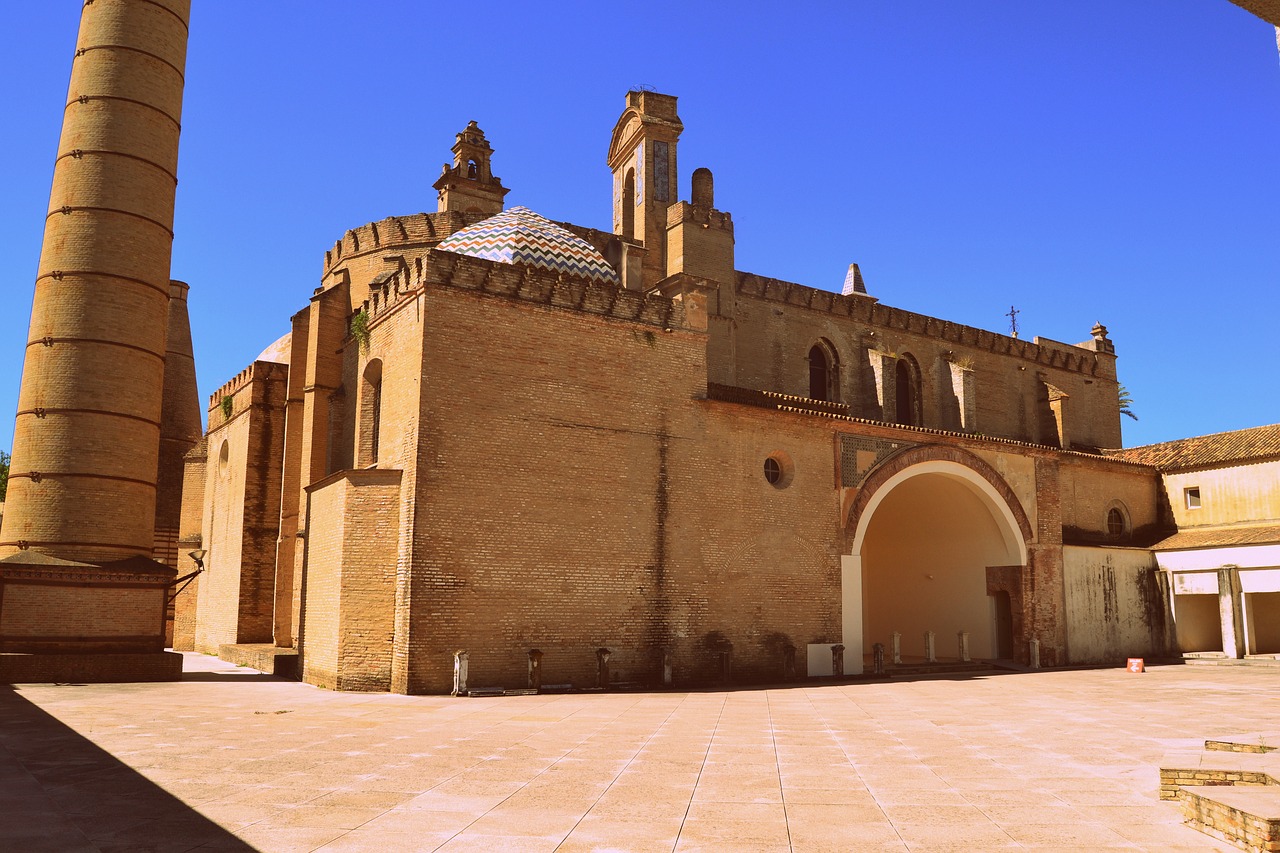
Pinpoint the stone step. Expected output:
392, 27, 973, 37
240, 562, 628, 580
1160, 750, 1279, 800
1207, 734, 1280, 754
1178, 784, 1280, 852
885, 662, 998, 678
1185, 657, 1280, 668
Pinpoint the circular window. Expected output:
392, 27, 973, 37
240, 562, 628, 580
762, 452, 794, 489
1106, 507, 1126, 536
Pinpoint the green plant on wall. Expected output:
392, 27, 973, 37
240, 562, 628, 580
351, 309, 370, 351
220, 395, 233, 420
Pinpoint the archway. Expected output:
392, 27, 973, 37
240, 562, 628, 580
841, 448, 1030, 671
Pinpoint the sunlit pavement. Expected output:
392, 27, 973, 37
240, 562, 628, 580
3, 652, 1273, 852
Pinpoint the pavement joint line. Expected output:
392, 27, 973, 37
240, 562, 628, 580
766, 689, 795, 851
804, 682, 909, 848
673, 692, 727, 851
551, 692, 691, 851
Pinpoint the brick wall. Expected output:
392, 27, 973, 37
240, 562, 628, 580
194, 362, 286, 653
300, 469, 401, 691
719, 275, 1122, 450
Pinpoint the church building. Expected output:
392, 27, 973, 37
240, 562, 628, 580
172, 91, 1278, 694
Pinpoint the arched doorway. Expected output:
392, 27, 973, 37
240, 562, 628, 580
841, 449, 1031, 671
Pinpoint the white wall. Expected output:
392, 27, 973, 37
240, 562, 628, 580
1062, 546, 1161, 663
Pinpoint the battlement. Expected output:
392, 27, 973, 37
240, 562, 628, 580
735, 272, 1108, 376
667, 201, 734, 234
208, 361, 289, 425
354, 249, 687, 335
322, 210, 485, 275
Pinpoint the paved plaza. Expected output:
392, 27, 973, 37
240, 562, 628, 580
3, 654, 1277, 852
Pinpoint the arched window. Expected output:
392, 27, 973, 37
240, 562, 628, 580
895, 356, 921, 426
809, 345, 829, 401
622, 168, 636, 239
466, 159, 478, 179
808, 340, 839, 402
361, 360, 383, 466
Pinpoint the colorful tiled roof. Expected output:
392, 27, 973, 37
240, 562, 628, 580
1152, 524, 1280, 551
1105, 424, 1280, 471
435, 206, 619, 285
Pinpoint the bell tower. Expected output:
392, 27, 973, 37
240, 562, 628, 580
434, 121, 508, 216
607, 91, 683, 288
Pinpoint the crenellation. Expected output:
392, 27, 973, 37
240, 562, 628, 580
734, 269, 1105, 378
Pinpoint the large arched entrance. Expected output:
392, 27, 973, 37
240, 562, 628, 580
841, 447, 1031, 671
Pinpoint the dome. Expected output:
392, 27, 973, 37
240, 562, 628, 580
255, 332, 291, 365
435, 206, 619, 285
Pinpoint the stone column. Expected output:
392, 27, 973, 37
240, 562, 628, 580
1218, 566, 1245, 659
595, 647, 611, 688
452, 651, 468, 696
528, 649, 543, 690
2, 0, 191, 563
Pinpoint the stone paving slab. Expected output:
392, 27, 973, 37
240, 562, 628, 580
4, 653, 1278, 851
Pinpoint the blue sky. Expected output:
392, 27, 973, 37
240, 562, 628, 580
2, 2, 1277, 452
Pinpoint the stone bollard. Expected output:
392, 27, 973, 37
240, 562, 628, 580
783, 645, 796, 682
872, 642, 886, 675
528, 649, 543, 690
831, 644, 845, 677
452, 650, 469, 696
891, 631, 902, 664
595, 647, 611, 688
924, 631, 936, 663
662, 649, 673, 685
1029, 638, 1040, 670
718, 649, 733, 683
958, 631, 971, 662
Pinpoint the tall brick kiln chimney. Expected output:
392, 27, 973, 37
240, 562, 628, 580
2, 0, 191, 563
0, 0, 191, 682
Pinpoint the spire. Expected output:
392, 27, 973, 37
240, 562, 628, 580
841, 263, 868, 297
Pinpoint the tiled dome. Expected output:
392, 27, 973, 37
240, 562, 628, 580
435, 206, 619, 285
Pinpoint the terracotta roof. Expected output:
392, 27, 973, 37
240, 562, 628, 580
1152, 525, 1280, 551
1106, 423, 1280, 471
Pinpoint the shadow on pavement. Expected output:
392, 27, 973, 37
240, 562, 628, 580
0, 684, 254, 852
179, 670, 289, 683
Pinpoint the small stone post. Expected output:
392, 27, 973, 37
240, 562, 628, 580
782, 645, 796, 682
595, 647, 611, 688
958, 631, 970, 662
1029, 638, 1040, 670
452, 650, 468, 696
662, 649, 673, 685
924, 631, 936, 663
872, 642, 885, 675
831, 644, 845, 677
718, 649, 733, 683
891, 631, 902, 664
528, 648, 543, 690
